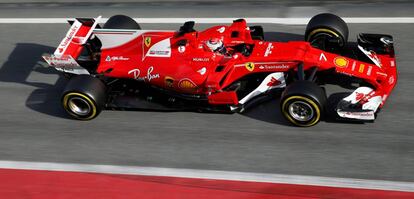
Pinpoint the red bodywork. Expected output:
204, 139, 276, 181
50, 19, 397, 108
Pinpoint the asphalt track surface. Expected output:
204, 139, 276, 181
0, 1, 414, 184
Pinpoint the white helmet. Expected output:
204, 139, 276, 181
206, 38, 225, 53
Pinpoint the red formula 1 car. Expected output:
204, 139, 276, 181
43, 13, 397, 126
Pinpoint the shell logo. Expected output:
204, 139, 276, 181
178, 78, 198, 90
334, 57, 348, 68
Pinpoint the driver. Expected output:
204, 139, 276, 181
205, 38, 227, 55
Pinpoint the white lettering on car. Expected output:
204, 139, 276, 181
146, 66, 160, 81
128, 69, 141, 80
192, 58, 209, 62
258, 64, 289, 70
128, 66, 160, 82
57, 25, 79, 53
178, 46, 186, 53
319, 52, 327, 62
264, 43, 273, 57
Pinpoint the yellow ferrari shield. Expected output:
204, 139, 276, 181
144, 37, 151, 47
245, 62, 255, 72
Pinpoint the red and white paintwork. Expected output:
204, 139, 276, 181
1, 160, 414, 199
43, 17, 397, 116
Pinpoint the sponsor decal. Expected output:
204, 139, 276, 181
319, 53, 327, 62
149, 50, 170, 55
245, 62, 255, 72
258, 64, 289, 70
128, 69, 141, 80
165, 76, 174, 88
192, 58, 209, 62
358, 64, 365, 73
264, 43, 273, 57
236, 62, 291, 70
105, 56, 129, 62
43, 55, 79, 67
351, 61, 356, 71
267, 77, 281, 87
388, 75, 395, 85
367, 65, 373, 76
217, 27, 226, 33
178, 78, 198, 90
231, 40, 244, 44
146, 66, 160, 81
178, 46, 186, 53
341, 111, 374, 117
57, 24, 79, 54
128, 66, 160, 82
197, 67, 207, 75
334, 57, 348, 68
144, 37, 151, 47
143, 38, 171, 60
377, 71, 386, 77
390, 60, 395, 67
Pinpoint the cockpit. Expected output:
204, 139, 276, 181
175, 19, 262, 57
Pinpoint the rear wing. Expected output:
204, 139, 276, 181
42, 16, 101, 74
54, 16, 101, 58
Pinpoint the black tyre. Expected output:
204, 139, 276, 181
103, 15, 141, 29
305, 13, 348, 51
281, 81, 327, 127
62, 75, 106, 120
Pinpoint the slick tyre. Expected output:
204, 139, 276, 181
103, 15, 141, 29
305, 13, 348, 51
281, 81, 327, 127
62, 75, 106, 120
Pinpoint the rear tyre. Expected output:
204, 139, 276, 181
62, 75, 106, 120
280, 81, 326, 127
103, 15, 141, 29
305, 13, 348, 51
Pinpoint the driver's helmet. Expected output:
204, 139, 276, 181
206, 38, 226, 54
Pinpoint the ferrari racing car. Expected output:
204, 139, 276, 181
42, 13, 397, 127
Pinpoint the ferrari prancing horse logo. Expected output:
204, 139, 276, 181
144, 37, 151, 47
245, 62, 255, 72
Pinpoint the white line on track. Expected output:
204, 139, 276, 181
0, 17, 414, 24
0, 160, 413, 192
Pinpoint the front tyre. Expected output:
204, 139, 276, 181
281, 81, 326, 127
305, 13, 348, 51
62, 75, 106, 120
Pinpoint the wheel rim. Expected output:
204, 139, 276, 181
67, 96, 92, 116
309, 32, 343, 51
288, 101, 314, 122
